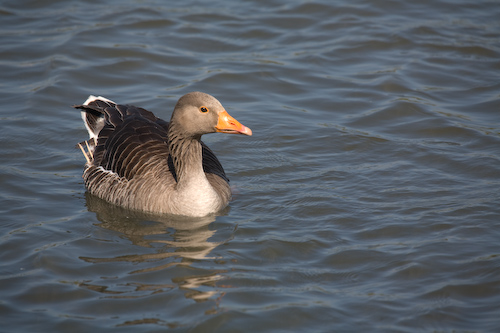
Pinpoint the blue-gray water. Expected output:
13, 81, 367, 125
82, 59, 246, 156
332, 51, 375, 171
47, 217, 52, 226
1, 0, 500, 331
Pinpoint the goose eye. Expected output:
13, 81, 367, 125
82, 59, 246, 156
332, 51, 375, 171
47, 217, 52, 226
199, 106, 209, 113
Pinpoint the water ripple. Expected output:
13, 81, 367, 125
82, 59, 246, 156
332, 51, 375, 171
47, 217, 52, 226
1, 0, 500, 331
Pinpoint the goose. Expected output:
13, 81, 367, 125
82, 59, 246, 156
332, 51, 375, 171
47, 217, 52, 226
75, 92, 252, 217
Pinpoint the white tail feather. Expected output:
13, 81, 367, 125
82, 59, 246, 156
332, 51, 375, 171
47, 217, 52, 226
83, 95, 115, 106
81, 95, 116, 140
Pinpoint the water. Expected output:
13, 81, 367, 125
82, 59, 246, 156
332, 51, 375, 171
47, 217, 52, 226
1, 0, 500, 331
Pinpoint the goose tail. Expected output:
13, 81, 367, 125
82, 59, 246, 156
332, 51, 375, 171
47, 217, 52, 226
74, 95, 115, 164
75, 95, 115, 140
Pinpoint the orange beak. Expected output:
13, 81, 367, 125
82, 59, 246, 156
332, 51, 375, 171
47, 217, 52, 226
216, 110, 252, 136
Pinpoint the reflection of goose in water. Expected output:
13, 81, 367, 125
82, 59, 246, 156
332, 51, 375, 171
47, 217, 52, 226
80, 193, 228, 302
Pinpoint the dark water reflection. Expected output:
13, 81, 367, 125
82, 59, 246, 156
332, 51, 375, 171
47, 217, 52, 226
81, 193, 227, 304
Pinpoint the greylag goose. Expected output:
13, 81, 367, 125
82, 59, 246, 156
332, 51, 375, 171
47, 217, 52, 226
75, 92, 252, 217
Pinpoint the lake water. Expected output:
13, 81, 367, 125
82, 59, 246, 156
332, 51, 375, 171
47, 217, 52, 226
1, 0, 500, 331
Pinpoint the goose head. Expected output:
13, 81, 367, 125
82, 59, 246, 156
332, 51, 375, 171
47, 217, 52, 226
170, 92, 252, 138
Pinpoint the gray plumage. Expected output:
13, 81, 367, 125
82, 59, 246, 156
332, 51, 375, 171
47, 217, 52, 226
75, 92, 251, 217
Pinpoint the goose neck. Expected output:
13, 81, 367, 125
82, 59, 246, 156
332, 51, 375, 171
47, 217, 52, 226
167, 130, 205, 187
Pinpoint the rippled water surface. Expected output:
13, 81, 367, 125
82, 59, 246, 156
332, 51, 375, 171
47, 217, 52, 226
1, 0, 500, 331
